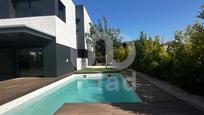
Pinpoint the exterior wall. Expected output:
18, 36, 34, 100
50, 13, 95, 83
0, 16, 56, 36
83, 8, 94, 66
0, 0, 78, 77
83, 7, 92, 49
0, 16, 58, 77
76, 6, 84, 70
55, 0, 77, 75
76, 5, 92, 69
76, 58, 82, 70
77, 58, 88, 70
55, 0, 77, 49
56, 44, 77, 76
0, 0, 90, 76
75, 5, 92, 50
76, 6, 85, 49
44, 40, 57, 77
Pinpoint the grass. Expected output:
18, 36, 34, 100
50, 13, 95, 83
75, 68, 120, 74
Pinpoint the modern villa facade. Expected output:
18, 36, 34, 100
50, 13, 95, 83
0, 0, 92, 78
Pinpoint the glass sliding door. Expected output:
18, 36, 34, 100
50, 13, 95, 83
19, 48, 44, 77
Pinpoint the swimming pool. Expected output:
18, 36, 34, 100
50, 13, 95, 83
0, 73, 142, 115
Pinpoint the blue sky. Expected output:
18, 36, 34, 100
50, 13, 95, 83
73, 0, 204, 42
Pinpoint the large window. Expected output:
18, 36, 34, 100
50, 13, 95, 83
12, 0, 42, 18
14, 0, 30, 17
58, 1, 66, 22
76, 19, 80, 32
30, 0, 42, 16
19, 48, 44, 77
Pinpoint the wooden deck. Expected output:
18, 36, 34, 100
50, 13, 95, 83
0, 72, 74, 105
55, 103, 138, 115
55, 102, 204, 115
0, 77, 60, 105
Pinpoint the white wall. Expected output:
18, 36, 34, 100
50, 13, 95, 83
0, 16, 56, 36
77, 58, 88, 70
83, 7, 93, 66
83, 6, 92, 49
55, 0, 77, 49
76, 58, 82, 70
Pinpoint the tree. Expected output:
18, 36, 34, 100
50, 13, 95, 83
198, 5, 204, 19
86, 17, 123, 63
113, 46, 126, 62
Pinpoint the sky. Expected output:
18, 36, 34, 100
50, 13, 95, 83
73, 0, 204, 42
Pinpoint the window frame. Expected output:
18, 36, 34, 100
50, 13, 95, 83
58, 1, 66, 23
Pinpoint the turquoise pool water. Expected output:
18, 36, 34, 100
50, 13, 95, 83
3, 73, 142, 115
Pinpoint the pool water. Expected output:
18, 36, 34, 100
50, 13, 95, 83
3, 73, 142, 115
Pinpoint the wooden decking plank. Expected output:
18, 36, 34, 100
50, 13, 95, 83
55, 103, 135, 115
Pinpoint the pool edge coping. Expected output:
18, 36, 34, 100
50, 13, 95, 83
74, 71, 121, 74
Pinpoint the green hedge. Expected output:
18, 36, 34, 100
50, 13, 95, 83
129, 25, 204, 96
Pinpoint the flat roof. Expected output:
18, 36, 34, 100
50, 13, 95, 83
0, 25, 55, 40
0, 25, 55, 48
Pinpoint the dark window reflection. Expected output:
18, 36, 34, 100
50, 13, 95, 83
19, 49, 43, 77
30, 0, 42, 16
14, 1, 30, 17
12, 0, 42, 18
58, 1, 66, 22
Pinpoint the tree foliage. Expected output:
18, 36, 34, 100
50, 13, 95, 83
198, 5, 204, 19
86, 17, 124, 63
86, 5, 204, 95
130, 6, 204, 95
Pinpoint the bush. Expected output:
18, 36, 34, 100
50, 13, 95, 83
130, 25, 204, 96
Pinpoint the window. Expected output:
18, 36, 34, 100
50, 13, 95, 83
19, 49, 44, 77
58, 1, 66, 22
76, 19, 80, 32
12, 0, 42, 18
30, 0, 42, 16
14, 0, 29, 17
